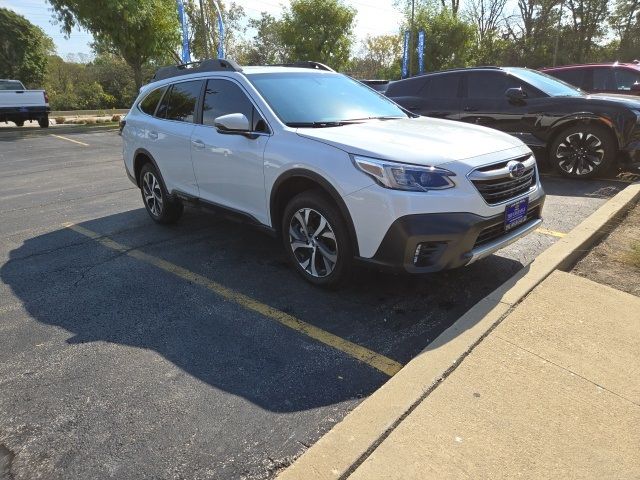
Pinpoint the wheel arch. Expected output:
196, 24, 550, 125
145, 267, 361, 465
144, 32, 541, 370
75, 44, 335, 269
270, 169, 360, 256
547, 115, 621, 153
133, 148, 161, 187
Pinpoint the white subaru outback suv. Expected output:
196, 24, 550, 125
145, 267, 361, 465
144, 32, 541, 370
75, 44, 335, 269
122, 59, 545, 287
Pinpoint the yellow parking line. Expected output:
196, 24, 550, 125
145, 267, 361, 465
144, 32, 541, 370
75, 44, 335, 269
51, 134, 89, 146
64, 223, 403, 377
536, 227, 566, 238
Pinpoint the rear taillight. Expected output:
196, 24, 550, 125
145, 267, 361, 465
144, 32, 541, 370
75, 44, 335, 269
44, 91, 49, 104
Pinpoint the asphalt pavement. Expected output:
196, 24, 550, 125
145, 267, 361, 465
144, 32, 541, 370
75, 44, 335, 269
0, 127, 633, 479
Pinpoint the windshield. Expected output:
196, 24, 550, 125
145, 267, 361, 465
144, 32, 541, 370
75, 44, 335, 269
247, 72, 408, 126
0, 80, 26, 90
506, 68, 584, 97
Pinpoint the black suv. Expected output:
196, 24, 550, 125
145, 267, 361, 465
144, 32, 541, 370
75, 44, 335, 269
385, 67, 640, 178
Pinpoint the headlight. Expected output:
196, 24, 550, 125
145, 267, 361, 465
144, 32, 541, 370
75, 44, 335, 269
351, 155, 456, 191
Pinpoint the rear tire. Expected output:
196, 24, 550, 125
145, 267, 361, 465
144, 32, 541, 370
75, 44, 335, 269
38, 116, 49, 128
281, 190, 352, 288
549, 124, 617, 178
139, 163, 183, 224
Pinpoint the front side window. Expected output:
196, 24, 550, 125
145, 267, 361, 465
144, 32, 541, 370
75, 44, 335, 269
466, 72, 509, 99
139, 87, 166, 115
614, 68, 640, 91
161, 80, 202, 123
202, 79, 254, 126
505, 68, 583, 97
248, 72, 408, 125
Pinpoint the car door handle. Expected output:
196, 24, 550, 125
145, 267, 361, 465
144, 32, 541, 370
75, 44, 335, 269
463, 107, 478, 112
192, 139, 205, 150
148, 131, 158, 140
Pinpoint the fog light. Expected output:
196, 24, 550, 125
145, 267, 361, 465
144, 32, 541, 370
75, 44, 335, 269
413, 241, 447, 267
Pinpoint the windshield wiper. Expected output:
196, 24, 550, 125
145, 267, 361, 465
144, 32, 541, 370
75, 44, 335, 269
286, 120, 363, 128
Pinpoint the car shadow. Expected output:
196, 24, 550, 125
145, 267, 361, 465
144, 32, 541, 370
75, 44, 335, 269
1, 208, 524, 413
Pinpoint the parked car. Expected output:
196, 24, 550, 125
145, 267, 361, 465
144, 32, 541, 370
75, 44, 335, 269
385, 67, 640, 178
541, 62, 640, 96
122, 59, 544, 286
0, 79, 50, 128
359, 79, 391, 93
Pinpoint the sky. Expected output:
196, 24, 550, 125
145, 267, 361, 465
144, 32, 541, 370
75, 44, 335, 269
1, 0, 404, 59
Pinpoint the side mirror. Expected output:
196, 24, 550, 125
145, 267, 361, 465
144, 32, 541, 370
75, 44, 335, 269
505, 87, 528, 103
214, 113, 252, 134
630, 82, 640, 92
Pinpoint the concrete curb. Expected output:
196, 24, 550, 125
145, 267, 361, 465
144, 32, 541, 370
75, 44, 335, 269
277, 182, 640, 480
51, 109, 129, 117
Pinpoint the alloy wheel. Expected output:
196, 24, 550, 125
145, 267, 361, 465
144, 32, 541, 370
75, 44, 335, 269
289, 208, 338, 278
556, 132, 605, 176
142, 171, 163, 217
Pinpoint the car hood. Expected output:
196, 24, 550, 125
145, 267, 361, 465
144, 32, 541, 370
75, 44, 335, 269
295, 117, 525, 167
586, 93, 640, 108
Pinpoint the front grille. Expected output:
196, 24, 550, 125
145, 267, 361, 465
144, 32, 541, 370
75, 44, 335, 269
469, 155, 537, 205
474, 206, 540, 248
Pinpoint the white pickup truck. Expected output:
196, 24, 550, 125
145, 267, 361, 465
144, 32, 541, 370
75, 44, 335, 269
0, 79, 50, 128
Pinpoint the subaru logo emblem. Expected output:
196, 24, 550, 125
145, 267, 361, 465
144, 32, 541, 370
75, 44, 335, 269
507, 161, 525, 178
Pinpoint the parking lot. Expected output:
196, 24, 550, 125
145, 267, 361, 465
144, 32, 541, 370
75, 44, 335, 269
0, 126, 635, 479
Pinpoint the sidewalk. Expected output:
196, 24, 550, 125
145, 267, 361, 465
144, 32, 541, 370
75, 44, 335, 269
347, 270, 640, 479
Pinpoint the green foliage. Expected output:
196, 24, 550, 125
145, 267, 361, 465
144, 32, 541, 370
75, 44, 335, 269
243, 12, 288, 65
0, 8, 55, 87
349, 35, 402, 79
44, 54, 133, 110
46, 0, 181, 88
183, 1, 246, 61
278, 0, 356, 70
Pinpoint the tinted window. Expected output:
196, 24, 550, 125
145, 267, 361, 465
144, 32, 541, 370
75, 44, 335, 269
614, 68, 640, 91
505, 68, 583, 97
162, 81, 202, 122
0, 80, 25, 90
138, 87, 165, 115
466, 72, 508, 99
248, 73, 407, 124
550, 69, 584, 88
422, 74, 459, 99
592, 68, 615, 91
202, 79, 254, 127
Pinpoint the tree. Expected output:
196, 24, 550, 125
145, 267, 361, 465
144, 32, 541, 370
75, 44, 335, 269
609, 0, 640, 60
0, 8, 55, 87
46, 0, 181, 90
278, 0, 356, 70
183, 0, 246, 62
349, 35, 402, 79
565, 0, 609, 62
243, 12, 288, 65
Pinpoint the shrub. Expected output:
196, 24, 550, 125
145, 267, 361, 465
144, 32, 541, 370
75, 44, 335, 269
111, 114, 121, 122
54, 116, 65, 124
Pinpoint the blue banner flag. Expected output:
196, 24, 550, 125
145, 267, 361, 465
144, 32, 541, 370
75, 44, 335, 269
176, 0, 190, 64
402, 31, 410, 79
417, 30, 425, 74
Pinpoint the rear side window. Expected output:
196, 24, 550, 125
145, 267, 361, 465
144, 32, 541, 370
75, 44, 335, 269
550, 69, 585, 88
422, 74, 460, 99
161, 80, 202, 123
591, 68, 615, 91
0, 80, 25, 90
202, 79, 254, 127
139, 87, 165, 115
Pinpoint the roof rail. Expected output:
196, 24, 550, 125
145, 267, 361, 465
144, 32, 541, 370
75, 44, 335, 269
271, 61, 335, 72
153, 58, 243, 82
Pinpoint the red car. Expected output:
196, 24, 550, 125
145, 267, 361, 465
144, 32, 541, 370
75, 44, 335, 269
541, 62, 640, 96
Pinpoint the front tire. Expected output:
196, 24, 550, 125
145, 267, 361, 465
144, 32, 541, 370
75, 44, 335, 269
549, 124, 617, 178
282, 191, 352, 287
140, 163, 183, 224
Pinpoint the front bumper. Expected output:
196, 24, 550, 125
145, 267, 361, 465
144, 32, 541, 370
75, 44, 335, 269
357, 195, 545, 273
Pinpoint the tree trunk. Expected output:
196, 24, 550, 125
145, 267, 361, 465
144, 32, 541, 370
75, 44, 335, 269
133, 63, 144, 92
